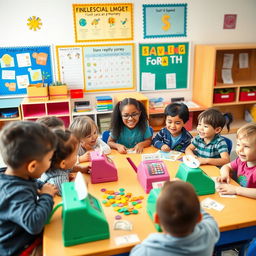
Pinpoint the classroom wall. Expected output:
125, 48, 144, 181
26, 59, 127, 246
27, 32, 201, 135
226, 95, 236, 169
1, 0, 256, 102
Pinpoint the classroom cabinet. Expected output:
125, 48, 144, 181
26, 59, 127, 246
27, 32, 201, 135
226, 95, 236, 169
21, 98, 71, 127
192, 43, 256, 133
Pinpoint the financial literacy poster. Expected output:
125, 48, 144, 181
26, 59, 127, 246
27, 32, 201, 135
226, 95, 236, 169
73, 3, 133, 42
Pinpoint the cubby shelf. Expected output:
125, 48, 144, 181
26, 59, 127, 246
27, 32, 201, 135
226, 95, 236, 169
193, 43, 256, 132
21, 98, 71, 127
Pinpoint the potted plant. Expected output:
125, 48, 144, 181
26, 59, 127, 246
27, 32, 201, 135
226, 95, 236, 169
27, 82, 49, 102
49, 81, 68, 100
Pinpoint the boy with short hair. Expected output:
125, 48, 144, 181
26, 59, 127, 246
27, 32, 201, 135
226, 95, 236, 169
152, 103, 193, 152
130, 181, 220, 256
0, 121, 58, 255
185, 108, 232, 166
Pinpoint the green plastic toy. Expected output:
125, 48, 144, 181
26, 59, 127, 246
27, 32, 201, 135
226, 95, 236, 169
175, 163, 215, 196
146, 188, 162, 232
48, 181, 110, 247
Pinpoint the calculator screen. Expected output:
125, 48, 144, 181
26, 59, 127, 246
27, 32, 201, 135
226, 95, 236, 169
147, 163, 165, 176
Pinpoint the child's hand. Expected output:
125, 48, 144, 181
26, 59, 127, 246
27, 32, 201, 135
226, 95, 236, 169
39, 183, 58, 197
161, 145, 170, 152
217, 183, 237, 195
75, 165, 91, 174
134, 143, 144, 154
80, 152, 91, 162
216, 174, 230, 184
116, 144, 127, 154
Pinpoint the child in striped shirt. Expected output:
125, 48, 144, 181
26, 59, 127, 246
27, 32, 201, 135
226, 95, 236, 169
39, 129, 89, 195
185, 108, 233, 166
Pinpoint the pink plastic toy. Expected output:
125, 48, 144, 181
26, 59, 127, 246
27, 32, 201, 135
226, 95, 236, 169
137, 159, 169, 193
90, 151, 118, 184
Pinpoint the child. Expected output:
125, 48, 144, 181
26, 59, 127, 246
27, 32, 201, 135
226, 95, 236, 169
0, 121, 58, 256
36, 116, 65, 131
152, 103, 193, 153
130, 180, 220, 256
69, 116, 111, 163
108, 98, 152, 154
217, 123, 256, 198
185, 108, 233, 166
39, 129, 89, 195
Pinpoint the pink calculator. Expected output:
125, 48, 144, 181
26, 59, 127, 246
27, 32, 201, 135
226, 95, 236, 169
137, 159, 170, 193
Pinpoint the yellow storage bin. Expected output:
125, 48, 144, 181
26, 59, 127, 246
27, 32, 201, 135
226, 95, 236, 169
27, 84, 48, 102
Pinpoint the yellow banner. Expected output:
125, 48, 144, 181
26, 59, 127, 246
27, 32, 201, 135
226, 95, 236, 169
73, 3, 133, 42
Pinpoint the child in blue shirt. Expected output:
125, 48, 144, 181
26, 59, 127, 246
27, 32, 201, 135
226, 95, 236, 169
0, 121, 58, 256
153, 103, 193, 152
108, 97, 152, 154
130, 180, 220, 256
185, 108, 233, 166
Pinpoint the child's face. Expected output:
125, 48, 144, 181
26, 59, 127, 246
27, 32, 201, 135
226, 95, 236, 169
81, 125, 98, 150
121, 104, 141, 129
166, 115, 184, 137
197, 118, 220, 141
32, 150, 54, 179
236, 136, 256, 163
64, 145, 78, 169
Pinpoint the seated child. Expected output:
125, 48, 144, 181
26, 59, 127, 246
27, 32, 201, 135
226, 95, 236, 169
152, 103, 193, 153
36, 116, 65, 131
108, 98, 152, 154
217, 123, 256, 198
69, 116, 111, 163
39, 129, 89, 195
185, 108, 233, 166
0, 121, 58, 256
130, 180, 220, 256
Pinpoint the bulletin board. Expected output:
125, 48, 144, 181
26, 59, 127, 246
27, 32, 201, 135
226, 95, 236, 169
56, 44, 135, 92
139, 42, 189, 91
0, 46, 53, 97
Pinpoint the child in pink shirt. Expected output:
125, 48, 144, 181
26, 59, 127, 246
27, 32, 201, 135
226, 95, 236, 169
217, 123, 256, 198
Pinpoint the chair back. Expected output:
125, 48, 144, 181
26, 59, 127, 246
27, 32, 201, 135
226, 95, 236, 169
222, 136, 233, 154
102, 130, 110, 143
247, 239, 256, 256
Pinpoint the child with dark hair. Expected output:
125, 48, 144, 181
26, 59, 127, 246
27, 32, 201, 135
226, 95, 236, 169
130, 180, 219, 256
152, 103, 193, 152
186, 108, 233, 166
70, 116, 111, 163
0, 121, 58, 256
108, 98, 152, 154
36, 116, 65, 131
39, 129, 89, 195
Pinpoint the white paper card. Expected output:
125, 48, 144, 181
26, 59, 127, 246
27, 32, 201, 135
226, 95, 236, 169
239, 53, 249, 69
201, 198, 225, 211
166, 73, 176, 89
74, 172, 88, 200
115, 234, 140, 246
223, 54, 234, 69
222, 69, 233, 84
142, 153, 161, 161
141, 72, 155, 91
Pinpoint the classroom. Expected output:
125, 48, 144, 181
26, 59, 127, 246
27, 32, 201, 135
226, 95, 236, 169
0, 0, 256, 255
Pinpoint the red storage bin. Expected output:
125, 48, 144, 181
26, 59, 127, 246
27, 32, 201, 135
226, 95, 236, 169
213, 92, 235, 103
239, 91, 256, 101
70, 89, 84, 99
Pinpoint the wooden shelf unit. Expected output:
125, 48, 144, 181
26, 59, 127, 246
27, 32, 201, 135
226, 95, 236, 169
21, 98, 71, 127
193, 43, 256, 132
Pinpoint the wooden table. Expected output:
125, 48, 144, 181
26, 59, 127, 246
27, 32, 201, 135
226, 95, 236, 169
43, 147, 256, 255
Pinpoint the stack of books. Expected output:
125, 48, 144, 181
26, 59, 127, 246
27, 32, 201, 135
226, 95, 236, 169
74, 101, 92, 112
96, 96, 113, 112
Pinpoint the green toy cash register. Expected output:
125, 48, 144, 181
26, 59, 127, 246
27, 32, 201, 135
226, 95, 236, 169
47, 172, 110, 246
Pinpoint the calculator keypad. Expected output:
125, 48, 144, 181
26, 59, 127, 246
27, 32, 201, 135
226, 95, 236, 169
147, 163, 165, 175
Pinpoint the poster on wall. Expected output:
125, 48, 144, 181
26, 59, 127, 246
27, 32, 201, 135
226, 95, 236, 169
73, 3, 133, 42
56, 44, 135, 92
139, 42, 189, 91
0, 45, 53, 96
143, 4, 187, 38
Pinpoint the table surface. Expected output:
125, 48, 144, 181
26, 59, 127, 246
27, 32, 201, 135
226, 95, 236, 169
43, 147, 256, 256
